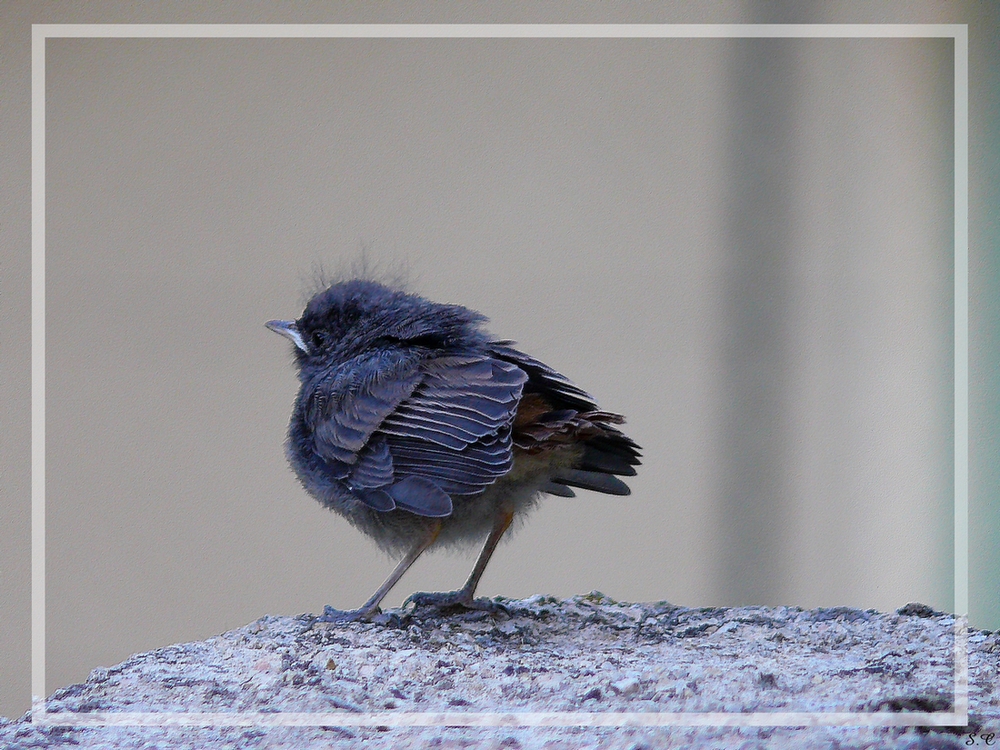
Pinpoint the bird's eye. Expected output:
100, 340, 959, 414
310, 331, 325, 350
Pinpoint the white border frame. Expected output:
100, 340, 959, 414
31, 23, 969, 730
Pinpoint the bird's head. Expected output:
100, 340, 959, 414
267, 279, 489, 366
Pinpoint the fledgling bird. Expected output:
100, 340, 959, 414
267, 279, 640, 621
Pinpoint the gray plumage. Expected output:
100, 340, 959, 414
268, 279, 640, 619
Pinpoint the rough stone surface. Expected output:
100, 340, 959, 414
3, 594, 997, 749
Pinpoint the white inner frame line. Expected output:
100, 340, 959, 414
31, 22, 969, 729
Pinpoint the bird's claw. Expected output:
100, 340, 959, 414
404, 590, 510, 616
315, 605, 380, 624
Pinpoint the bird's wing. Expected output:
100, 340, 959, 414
306, 352, 527, 517
307, 350, 425, 466
375, 356, 527, 513
487, 342, 598, 411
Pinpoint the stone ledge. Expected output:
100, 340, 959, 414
4, 595, 998, 749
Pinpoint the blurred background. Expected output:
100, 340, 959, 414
2, 0, 998, 723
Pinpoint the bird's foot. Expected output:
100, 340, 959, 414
312, 605, 410, 628
403, 590, 510, 616
315, 605, 380, 624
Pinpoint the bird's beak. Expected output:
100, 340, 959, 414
265, 319, 308, 353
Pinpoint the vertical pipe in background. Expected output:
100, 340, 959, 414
715, 38, 798, 604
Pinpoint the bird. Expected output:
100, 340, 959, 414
267, 278, 641, 621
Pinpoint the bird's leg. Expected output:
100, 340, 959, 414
318, 520, 441, 623
459, 509, 516, 601
404, 509, 515, 614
